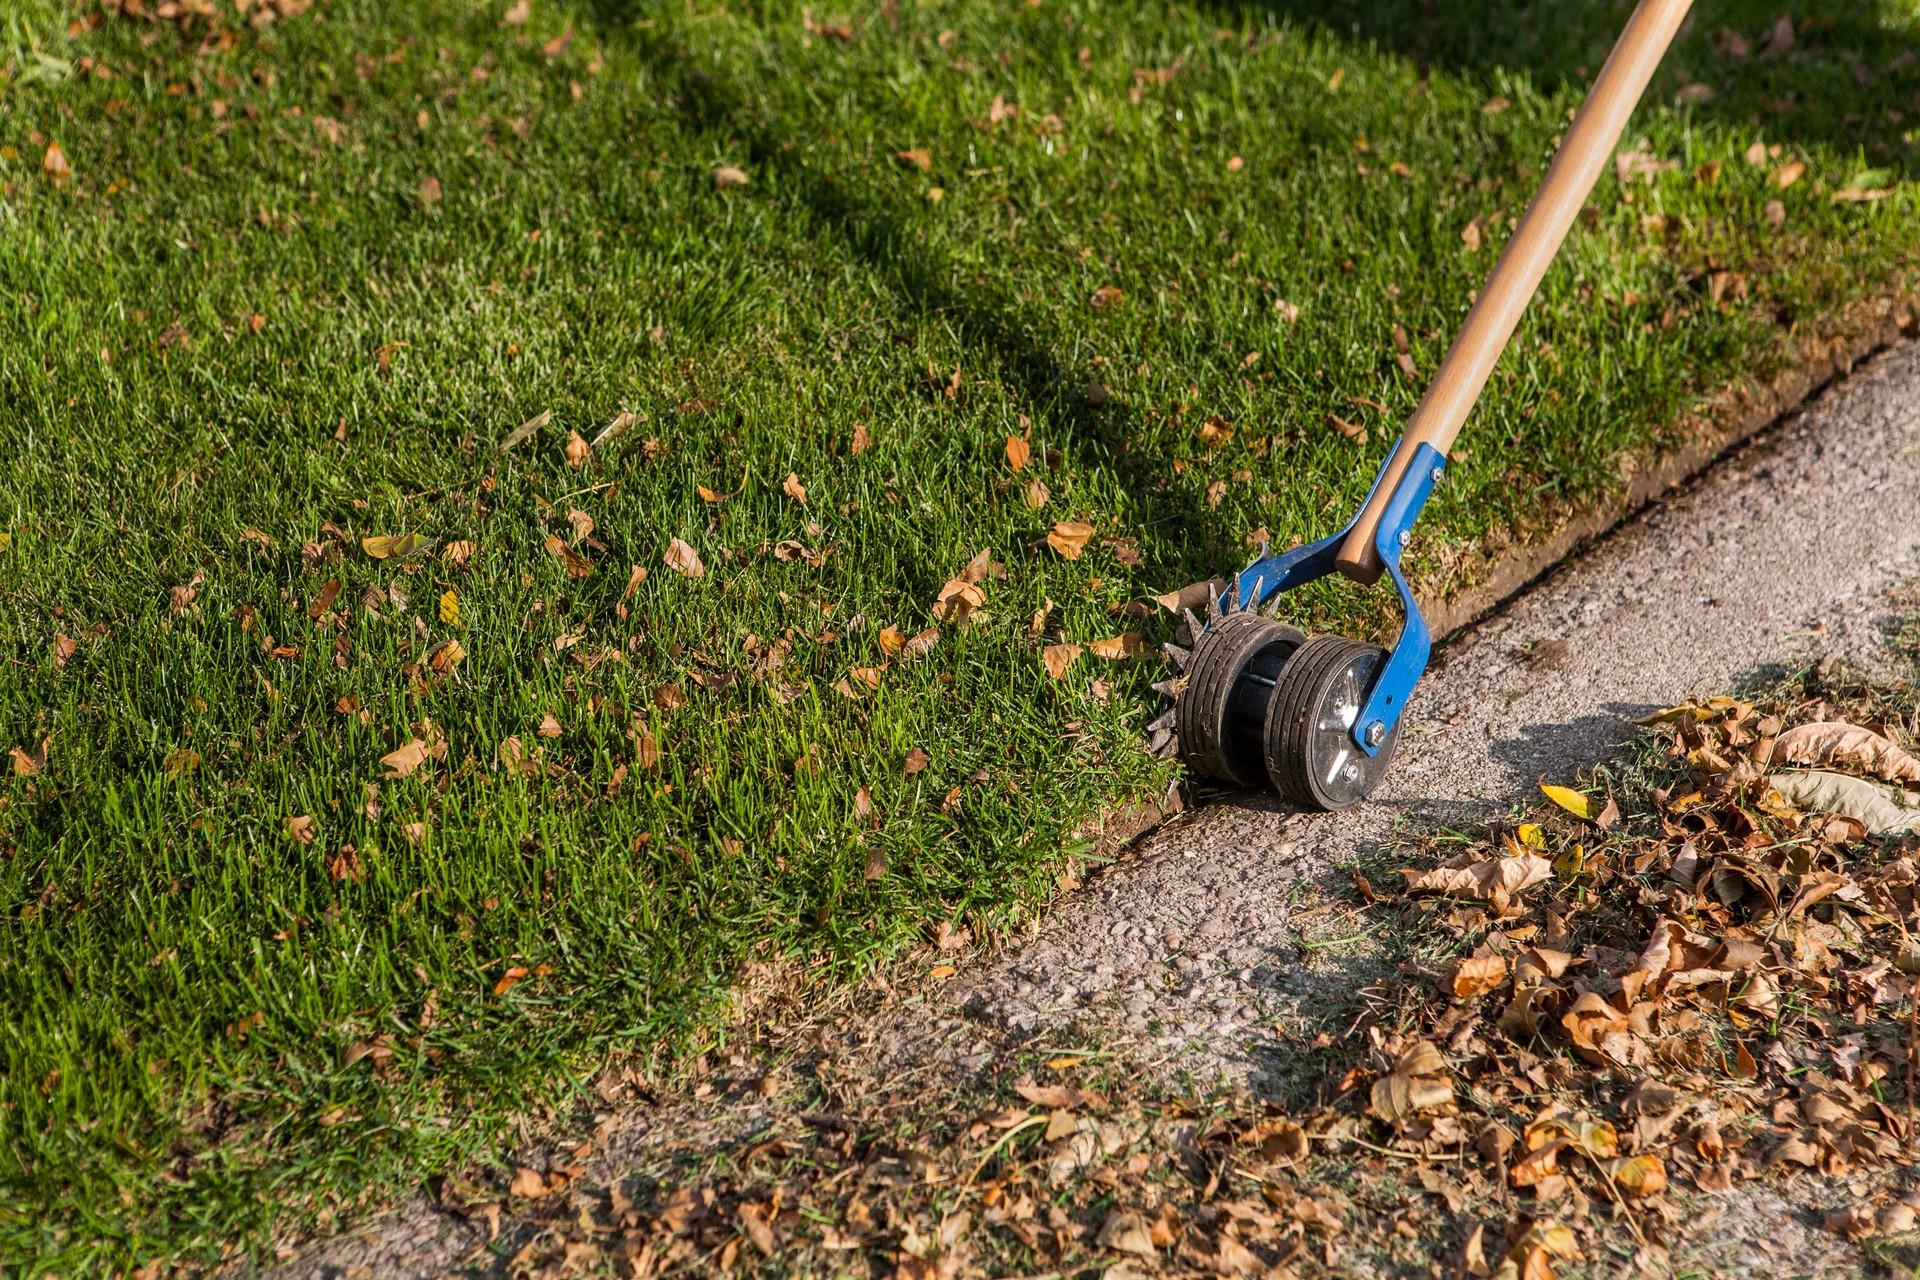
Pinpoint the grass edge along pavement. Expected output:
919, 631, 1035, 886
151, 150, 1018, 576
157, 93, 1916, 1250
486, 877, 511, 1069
8, 0, 1920, 1269
346, 653, 1920, 1280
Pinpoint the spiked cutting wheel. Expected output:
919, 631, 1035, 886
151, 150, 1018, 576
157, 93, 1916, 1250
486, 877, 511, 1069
1173, 610, 1306, 787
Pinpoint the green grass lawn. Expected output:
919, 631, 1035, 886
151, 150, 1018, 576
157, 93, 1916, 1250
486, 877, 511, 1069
3, 0, 1918, 1267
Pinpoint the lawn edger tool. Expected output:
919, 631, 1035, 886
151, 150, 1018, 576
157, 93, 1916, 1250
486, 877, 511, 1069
1163, 0, 1695, 810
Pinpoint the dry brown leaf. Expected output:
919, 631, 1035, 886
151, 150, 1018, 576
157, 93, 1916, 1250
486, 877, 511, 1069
544, 533, 593, 578
1005, 435, 1031, 472
417, 175, 441, 208
712, 165, 750, 189
1771, 160, 1806, 189
286, 814, 316, 845
10, 741, 46, 777
1460, 219, 1482, 251
622, 564, 647, 601
1451, 953, 1509, 998
664, 538, 705, 579
538, 714, 563, 739
1774, 721, 1920, 782
783, 473, 807, 504
904, 747, 931, 774
903, 627, 940, 658
1086, 633, 1144, 660
381, 739, 428, 779
1043, 643, 1081, 679
499, 0, 530, 25
1097, 1211, 1157, 1258
1403, 854, 1551, 900
1090, 284, 1124, 310
564, 430, 590, 468
1197, 417, 1233, 448
508, 1166, 550, 1198
1024, 479, 1048, 509
169, 573, 204, 614
1154, 578, 1229, 615
43, 140, 71, 183
850, 423, 872, 454
877, 625, 905, 655
1047, 521, 1096, 559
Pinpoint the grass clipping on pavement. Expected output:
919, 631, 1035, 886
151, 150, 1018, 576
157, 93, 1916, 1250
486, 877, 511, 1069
467, 660, 1920, 1280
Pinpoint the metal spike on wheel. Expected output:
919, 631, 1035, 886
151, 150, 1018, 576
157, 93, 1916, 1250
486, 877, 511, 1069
1173, 611, 1306, 787
1161, 643, 1192, 671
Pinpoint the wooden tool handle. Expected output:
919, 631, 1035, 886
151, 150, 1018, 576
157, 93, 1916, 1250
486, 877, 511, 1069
1333, 0, 1695, 584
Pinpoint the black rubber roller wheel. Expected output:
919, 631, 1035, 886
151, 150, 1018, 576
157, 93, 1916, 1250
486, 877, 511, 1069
1264, 635, 1399, 811
1176, 612, 1306, 787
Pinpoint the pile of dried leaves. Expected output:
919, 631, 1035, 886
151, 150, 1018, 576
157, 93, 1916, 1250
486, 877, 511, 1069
449, 677, 1920, 1280
1334, 681, 1920, 1268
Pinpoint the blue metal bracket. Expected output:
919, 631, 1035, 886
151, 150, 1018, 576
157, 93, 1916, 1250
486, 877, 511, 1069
1226, 440, 1445, 758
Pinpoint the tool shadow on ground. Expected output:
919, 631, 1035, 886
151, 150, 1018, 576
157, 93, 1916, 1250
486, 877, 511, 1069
1207, 0, 1920, 180
581, 7, 1242, 590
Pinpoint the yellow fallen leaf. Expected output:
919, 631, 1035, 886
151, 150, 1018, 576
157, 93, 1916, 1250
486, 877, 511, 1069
1610, 1154, 1667, 1195
439, 591, 462, 627
1540, 784, 1594, 820
362, 532, 431, 560
1516, 823, 1545, 848
1047, 521, 1096, 559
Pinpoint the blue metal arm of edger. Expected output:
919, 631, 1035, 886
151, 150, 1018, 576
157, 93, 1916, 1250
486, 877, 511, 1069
1226, 440, 1446, 758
